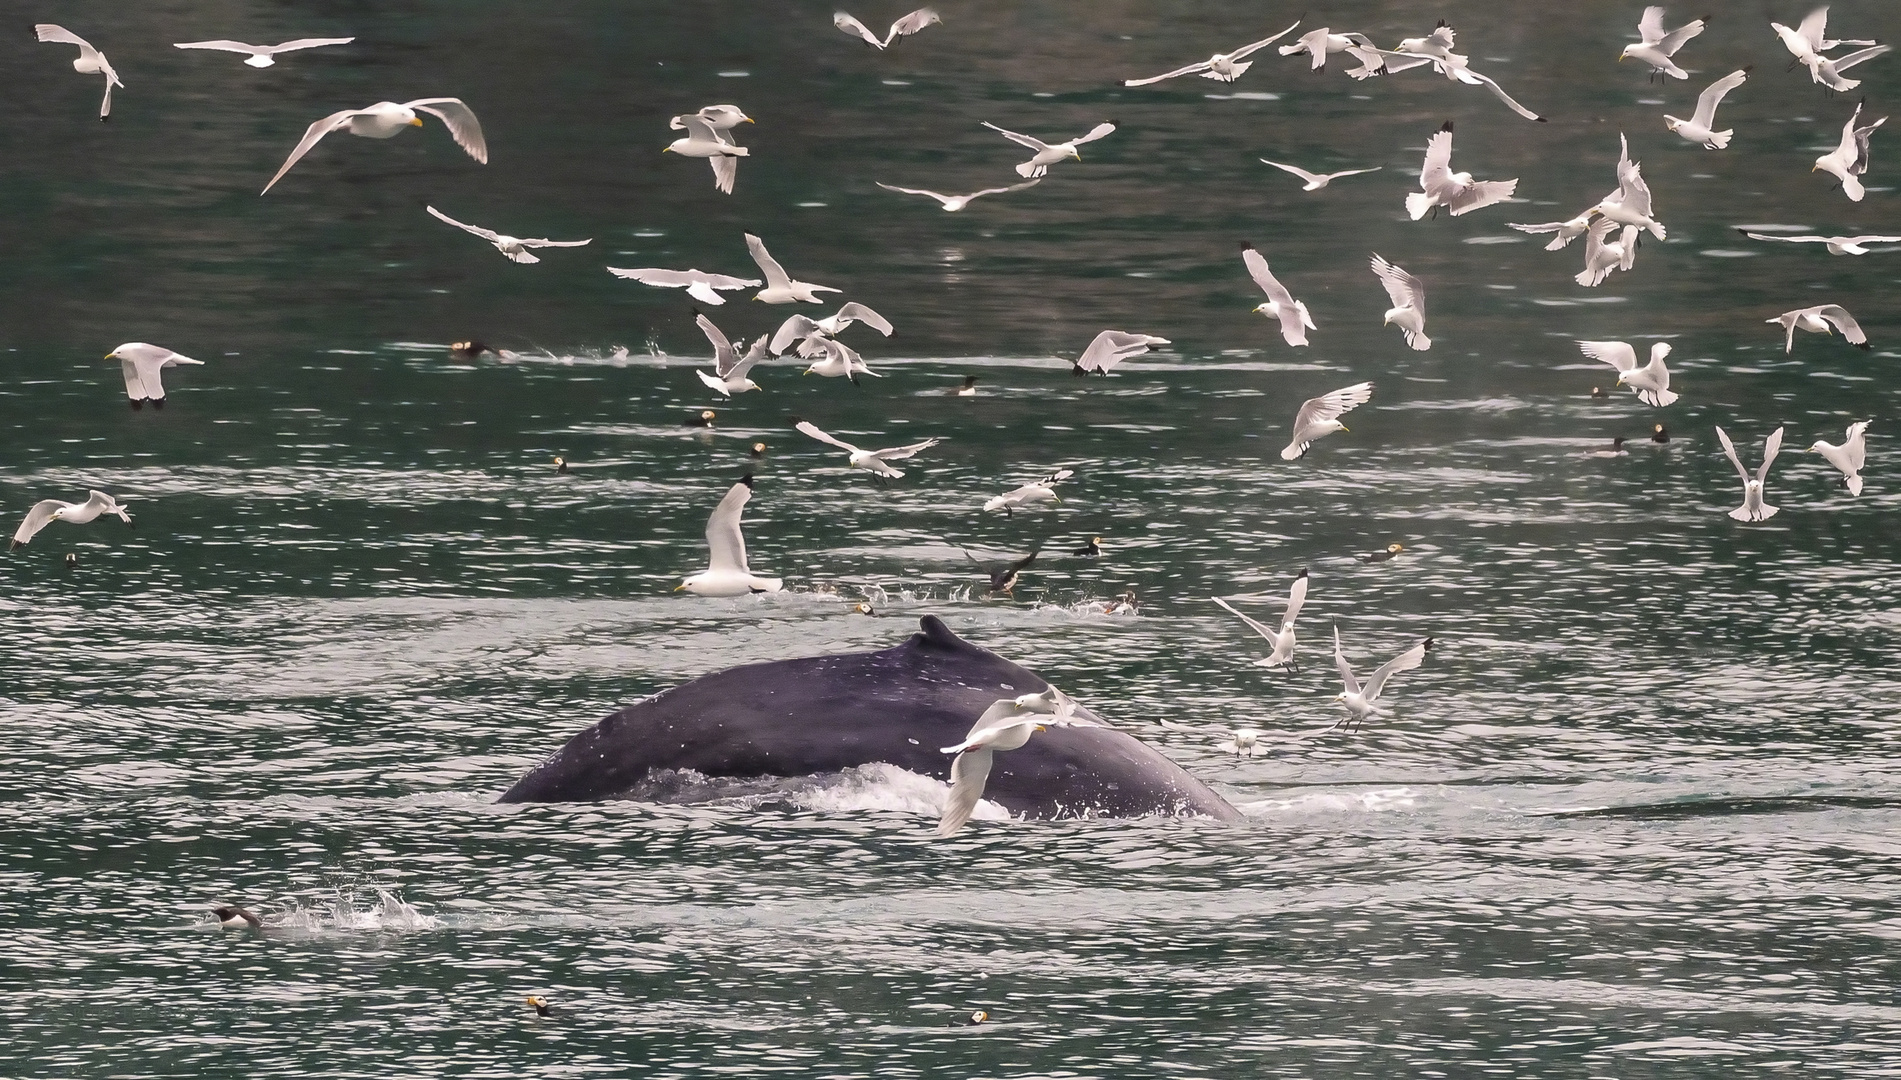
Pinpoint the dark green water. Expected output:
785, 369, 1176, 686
5, 1, 1901, 1076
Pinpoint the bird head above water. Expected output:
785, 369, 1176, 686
1652, 424, 1670, 443
525, 995, 551, 1017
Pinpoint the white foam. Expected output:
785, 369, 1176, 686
790, 763, 1011, 822
1240, 786, 1421, 817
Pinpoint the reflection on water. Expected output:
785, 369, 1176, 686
3, 0, 1901, 1076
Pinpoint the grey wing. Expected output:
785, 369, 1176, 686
1073, 122, 1117, 146
1757, 427, 1784, 484
119, 357, 145, 399
1578, 340, 1639, 372
518, 237, 592, 248
1370, 254, 1424, 317
1795, 7, 1829, 51
425, 205, 501, 242
696, 314, 738, 373
1715, 425, 1752, 485
835, 302, 893, 336
1282, 572, 1309, 628
704, 480, 753, 573
745, 233, 793, 289
1420, 127, 1454, 190
873, 437, 940, 461
13, 500, 67, 546
771, 315, 822, 354
1692, 69, 1747, 128
172, 39, 263, 54
406, 98, 488, 163
1742, 232, 1815, 244
711, 154, 737, 195
1636, 6, 1666, 44
1333, 625, 1360, 696
1658, 17, 1706, 53
728, 338, 770, 380
1225, 18, 1305, 60
1124, 60, 1214, 86
966, 179, 1042, 198
1212, 596, 1281, 644
262, 109, 357, 193
1076, 330, 1123, 371
886, 8, 940, 39
834, 12, 885, 47
981, 121, 1051, 153
608, 267, 693, 286
876, 182, 953, 204
1363, 638, 1431, 701
1293, 382, 1373, 431
269, 37, 355, 52
1466, 70, 1546, 122
795, 420, 860, 454
1241, 246, 1291, 303
1830, 44, 1892, 74
1261, 160, 1322, 184
1816, 305, 1867, 344
938, 748, 995, 836
1449, 178, 1518, 215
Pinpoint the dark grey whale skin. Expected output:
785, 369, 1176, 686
498, 616, 1243, 822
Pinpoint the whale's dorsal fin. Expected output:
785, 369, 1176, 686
914, 615, 975, 653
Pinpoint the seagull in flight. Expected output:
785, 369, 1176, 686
1072, 330, 1169, 374
747, 233, 841, 304
34, 24, 122, 120
1406, 121, 1517, 220
1122, 18, 1302, 85
1575, 217, 1639, 287
606, 265, 759, 306
1278, 27, 1383, 72
1808, 421, 1870, 496
1259, 159, 1382, 191
1738, 231, 1901, 256
769, 302, 893, 354
1773, 6, 1877, 68
1212, 569, 1309, 670
834, 8, 941, 50
262, 97, 486, 194
425, 206, 590, 264
1813, 100, 1886, 203
983, 469, 1073, 514
793, 419, 940, 480
1715, 426, 1785, 523
1282, 383, 1373, 461
1356, 23, 1547, 121
12, 491, 133, 550
1578, 339, 1678, 406
1665, 68, 1748, 149
1331, 625, 1433, 731
668, 106, 753, 194
1768, 304, 1869, 353
106, 343, 205, 409
1370, 254, 1430, 351
676, 474, 782, 595
1805, 44, 1891, 92
1240, 243, 1313, 347
1619, 7, 1706, 80
694, 314, 768, 396
875, 179, 1040, 211
982, 121, 1117, 178
937, 690, 1089, 836
172, 36, 354, 67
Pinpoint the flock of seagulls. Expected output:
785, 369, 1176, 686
14, 7, 1894, 810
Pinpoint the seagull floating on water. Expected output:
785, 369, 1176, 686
1331, 625, 1433, 731
107, 343, 204, 409
677, 474, 782, 596
1072, 331, 1169, 375
1808, 421, 1870, 496
1122, 19, 1303, 86
793, 419, 939, 479
983, 469, 1073, 514
172, 36, 353, 67
875, 179, 1040, 211
34, 24, 121, 120
1665, 68, 1748, 149
263, 98, 486, 194
1739, 231, 1901, 255
425, 206, 590, 264
1769, 304, 1869, 353
1620, 7, 1706, 80
1407, 122, 1517, 220
1370, 254, 1430, 351
1578, 339, 1679, 407
1211, 569, 1308, 670
1282, 382, 1373, 461
1259, 159, 1382, 191
1715, 426, 1785, 523
1240, 243, 1314, 347
694, 314, 768, 396
834, 8, 941, 50
1813, 100, 1885, 203
12, 491, 133, 550
981, 121, 1117, 179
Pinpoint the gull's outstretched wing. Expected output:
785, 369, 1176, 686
425, 205, 501, 243
884, 8, 941, 45
1691, 68, 1748, 128
710, 153, 738, 195
119, 357, 147, 399
835, 301, 893, 336
1419, 123, 1454, 191
1463, 68, 1547, 123
1292, 383, 1373, 437
1715, 425, 1752, 485
1282, 572, 1309, 630
13, 500, 67, 547
1756, 427, 1784, 485
745, 233, 793, 291
268, 37, 356, 53
1658, 15, 1706, 53
728, 336, 770, 380
1125, 60, 1214, 86
1225, 18, 1305, 60
262, 109, 359, 193
876, 182, 953, 205
834, 11, 886, 48
938, 747, 995, 836
1072, 122, 1118, 146
704, 476, 755, 574
964, 179, 1041, 200
1578, 340, 1639, 373
1815, 304, 1868, 346
1795, 6, 1829, 52
794, 419, 860, 454
981, 121, 1051, 153
1240, 244, 1294, 305
518, 236, 591, 249
1333, 625, 1360, 697
1364, 638, 1432, 702
696, 314, 738, 374
1742, 232, 1826, 245
172, 39, 264, 54
405, 98, 488, 162
1261, 160, 1323, 185
1829, 44, 1892, 74
871, 437, 940, 461
1212, 596, 1280, 644
1076, 330, 1168, 372
1369, 254, 1425, 319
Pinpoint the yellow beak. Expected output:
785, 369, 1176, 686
674, 583, 687, 591
1339, 424, 1350, 433
408, 117, 424, 126
103, 352, 115, 359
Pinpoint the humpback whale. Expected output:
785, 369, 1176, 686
500, 616, 1242, 823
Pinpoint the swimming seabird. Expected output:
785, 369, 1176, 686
1240, 243, 1314, 347
606, 266, 761, 306
959, 1010, 989, 1026
750, 442, 767, 460
746, 233, 841, 304
64, 552, 78, 570
1715, 425, 1785, 523
1768, 304, 1869, 353
1072, 330, 1169, 374
966, 550, 1036, 596
106, 342, 204, 409
1808, 421, 1870, 496
951, 375, 979, 396
677, 474, 782, 596
1211, 569, 1308, 671
525, 996, 552, 1017
1370, 254, 1429, 351
212, 906, 263, 928
1585, 437, 1630, 458
981, 120, 1117, 179
875, 179, 1040, 211
450, 340, 517, 360
1122, 18, 1302, 85
1738, 231, 1901, 255
554, 456, 570, 474
1406, 122, 1517, 220
1578, 339, 1679, 407
1362, 543, 1404, 563
834, 8, 941, 50
1281, 382, 1373, 461
793, 419, 940, 479
1072, 536, 1102, 557
982, 469, 1073, 514
1620, 7, 1706, 80
34, 24, 121, 120
1331, 625, 1433, 730
1813, 101, 1886, 203
1259, 159, 1382, 191
683, 409, 717, 428
1665, 69, 1748, 149
694, 315, 768, 397
172, 37, 354, 67
263, 97, 486, 194
425, 206, 590, 264
1652, 424, 1671, 444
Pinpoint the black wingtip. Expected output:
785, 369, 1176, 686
1855, 341, 1873, 350
1535, 115, 1549, 123
1296, 568, 1309, 578
1441, 120, 1454, 132
787, 414, 804, 425
1240, 240, 1255, 251
1423, 637, 1435, 652
1741, 64, 1754, 74
737, 472, 755, 487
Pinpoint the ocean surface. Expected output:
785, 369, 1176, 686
5, 1, 1901, 1076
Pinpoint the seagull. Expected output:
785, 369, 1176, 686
1217, 728, 1270, 757
1122, 19, 1302, 85
1363, 543, 1404, 563
262, 97, 486, 194
834, 8, 941, 50
1773, 6, 1878, 68
1620, 7, 1706, 80
1211, 569, 1308, 670
34, 24, 122, 120
1239, 243, 1314, 347
966, 549, 1037, 596
676, 474, 782, 596
875, 179, 1040, 211
1808, 421, 1870, 496
1578, 339, 1679, 407
1406, 121, 1518, 220
1813, 100, 1886, 203
106, 343, 205, 409
1259, 159, 1382, 191
668, 107, 753, 194
1665, 68, 1748, 149
981, 121, 1117, 179
1805, 44, 1892, 93
424, 206, 590, 264
937, 694, 1073, 836
746, 233, 841, 304
12, 491, 133, 550
172, 37, 354, 67
1072, 330, 1169, 375
793, 419, 939, 479
1769, 304, 1869, 353
1715, 426, 1785, 523
800, 336, 880, 383
1595, 160, 1667, 240
1278, 27, 1381, 71
605, 266, 760, 306
1509, 210, 1601, 251
1575, 217, 1638, 287
768, 302, 893, 353
1738, 231, 1901, 255
1282, 383, 1373, 461
1359, 24, 1547, 122
982, 469, 1073, 514
1331, 625, 1433, 730
211, 906, 263, 928
1370, 254, 1430, 351
693, 315, 768, 396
